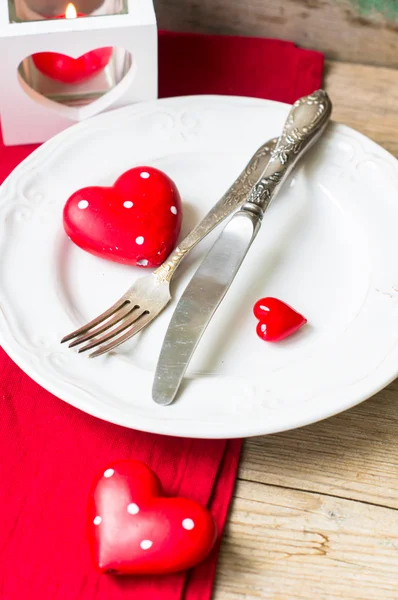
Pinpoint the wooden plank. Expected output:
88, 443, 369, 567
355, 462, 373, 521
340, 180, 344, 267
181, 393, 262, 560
324, 60, 398, 157
215, 480, 398, 599
154, 0, 398, 68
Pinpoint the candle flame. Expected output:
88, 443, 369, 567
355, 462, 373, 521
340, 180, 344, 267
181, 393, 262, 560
65, 3, 77, 19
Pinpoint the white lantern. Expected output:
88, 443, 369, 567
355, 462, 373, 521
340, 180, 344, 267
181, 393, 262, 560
0, 0, 157, 145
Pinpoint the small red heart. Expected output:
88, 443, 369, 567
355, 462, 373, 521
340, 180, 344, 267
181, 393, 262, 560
32, 48, 113, 84
87, 460, 217, 575
253, 297, 307, 342
63, 167, 182, 268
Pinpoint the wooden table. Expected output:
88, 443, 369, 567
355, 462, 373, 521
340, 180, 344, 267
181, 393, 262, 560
214, 60, 398, 599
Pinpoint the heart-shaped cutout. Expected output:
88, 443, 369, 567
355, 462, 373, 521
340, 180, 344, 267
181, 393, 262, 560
253, 297, 307, 342
18, 47, 135, 121
87, 460, 218, 575
63, 166, 183, 267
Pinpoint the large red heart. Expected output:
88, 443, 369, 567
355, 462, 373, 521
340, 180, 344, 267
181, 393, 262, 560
87, 460, 217, 575
63, 167, 182, 268
253, 297, 307, 342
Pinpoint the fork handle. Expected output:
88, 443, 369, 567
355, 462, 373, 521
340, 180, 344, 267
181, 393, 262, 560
153, 136, 277, 283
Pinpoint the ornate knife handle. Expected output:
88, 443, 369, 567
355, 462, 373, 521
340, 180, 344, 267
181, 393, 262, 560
154, 90, 332, 284
246, 89, 332, 213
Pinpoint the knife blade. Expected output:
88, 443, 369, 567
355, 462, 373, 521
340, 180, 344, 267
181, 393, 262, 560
152, 89, 332, 406
152, 209, 261, 406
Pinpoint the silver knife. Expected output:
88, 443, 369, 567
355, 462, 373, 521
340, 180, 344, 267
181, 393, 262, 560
152, 90, 332, 406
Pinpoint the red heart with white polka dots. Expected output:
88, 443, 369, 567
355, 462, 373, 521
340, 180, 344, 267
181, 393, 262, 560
87, 460, 218, 575
63, 167, 182, 268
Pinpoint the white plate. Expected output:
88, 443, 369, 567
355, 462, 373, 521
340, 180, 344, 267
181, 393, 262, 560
1, 95, 398, 439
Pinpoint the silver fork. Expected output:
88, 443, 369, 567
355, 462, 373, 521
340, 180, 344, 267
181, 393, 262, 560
61, 136, 278, 357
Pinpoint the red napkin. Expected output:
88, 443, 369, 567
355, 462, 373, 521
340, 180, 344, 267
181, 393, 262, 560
0, 31, 323, 600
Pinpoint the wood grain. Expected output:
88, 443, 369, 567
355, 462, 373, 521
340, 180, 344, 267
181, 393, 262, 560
214, 58, 398, 599
324, 60, 398, 157
154, 0, 398, 68
216, 480, 398, 599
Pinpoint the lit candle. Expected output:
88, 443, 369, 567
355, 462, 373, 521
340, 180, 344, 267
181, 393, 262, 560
31, 3, 113, 84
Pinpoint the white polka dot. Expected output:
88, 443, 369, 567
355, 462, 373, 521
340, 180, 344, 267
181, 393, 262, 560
93, 516, 102, 525
259, 305, 270, 312
104, 468, 114, 478
135, 236, 144, 245
260, 324, 267, 333
78, 200, 88, 209
170, 206, 177, 215
137, 259, 148, 266
140, 171, 150, 179
123, 201, 133, 209
140, 540, 153, 550
127, 503, 139, 515
182, 518, 195, 530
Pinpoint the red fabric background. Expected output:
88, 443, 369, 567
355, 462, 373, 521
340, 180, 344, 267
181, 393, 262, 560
0, 31, 323, 600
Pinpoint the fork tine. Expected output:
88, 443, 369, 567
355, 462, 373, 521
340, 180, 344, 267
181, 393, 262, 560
78, 309, 149, 354
68, 303, 138, 348
89, 312, 154, 358
61, 299, 129, 344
